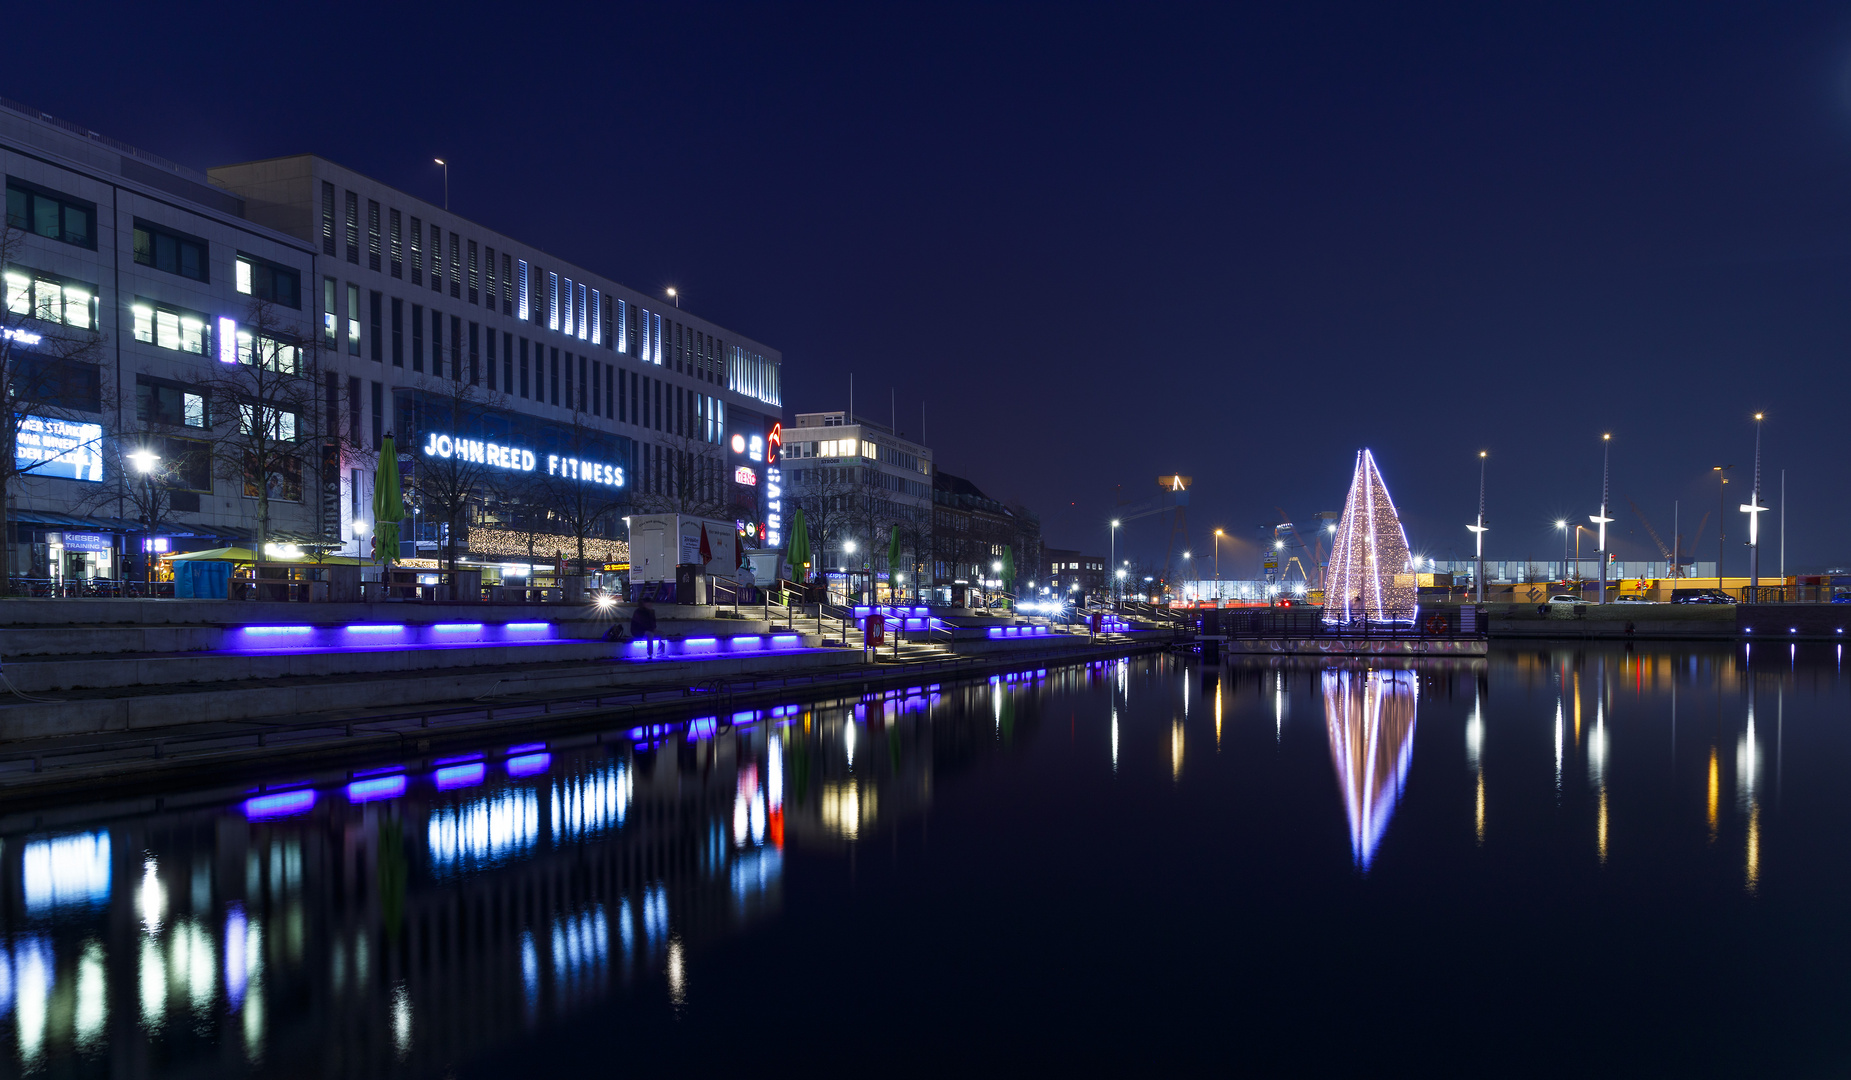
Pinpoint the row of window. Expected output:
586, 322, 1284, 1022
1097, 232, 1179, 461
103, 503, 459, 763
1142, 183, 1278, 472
5, 269, 97, 329
129, 301, 302, 373
315, 181, 779, 403
789, 439, 878, 460
6, 179, 94, 249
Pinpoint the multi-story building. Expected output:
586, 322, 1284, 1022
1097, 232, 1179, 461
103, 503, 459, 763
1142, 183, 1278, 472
0, 97, 781, 586
931, 470, 1040, 601
780, 411, 931, 589
1042, 547, 1107, 599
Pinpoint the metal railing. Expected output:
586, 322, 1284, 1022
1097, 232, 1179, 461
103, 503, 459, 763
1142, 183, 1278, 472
1219, 607, 1486, 640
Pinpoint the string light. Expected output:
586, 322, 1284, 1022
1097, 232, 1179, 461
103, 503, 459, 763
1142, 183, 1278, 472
1324, 449, 1418, 625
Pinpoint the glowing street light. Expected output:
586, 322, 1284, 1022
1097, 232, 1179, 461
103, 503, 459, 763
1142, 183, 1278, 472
1467, 450, 1488, 603
433, 158, 448, 210
1110, 519, 1121, 607
1590, 434, 1613, 604
1213, 528, 1225, 583
1741, 413, 1767, 600
666, 286, 679, 309
1555, 519, 1568, 585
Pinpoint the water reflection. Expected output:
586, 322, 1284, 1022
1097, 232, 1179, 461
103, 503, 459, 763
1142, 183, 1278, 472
1321, 666, 1419, 869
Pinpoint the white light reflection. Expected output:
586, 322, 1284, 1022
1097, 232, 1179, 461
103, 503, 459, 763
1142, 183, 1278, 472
1110, 707, 1119, 773
666, 935, 687, 1007
429, 789, 540, 871
73, 941, 106, 1050
139, 936, 165, 1031
521, 931, 539, 1020
172, 918, 216, 1017
139, 858, 166, 932
550, 904, 610, 1002
769, 735, 785, 809
14, 936, 51, 1070
23, 830, 111, 913
1553, 700, 1564, 796
551, 764, 631, 843
1322, 668, 1419, 870
391, 981, 412, 1057
1275, 672, 1284, 742
846, 719, 858, 770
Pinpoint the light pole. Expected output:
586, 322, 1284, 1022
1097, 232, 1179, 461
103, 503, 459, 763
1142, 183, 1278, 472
352, 519, 369, 560
127, 448, 160, 591
1713, 465, 1732, 587
1741, 413, 1766, 602
1110, 519, 1120, 608
433, 158, 448, 210
1555, 520, 1568, 585
667, 287, 679, 309
1590, 434, 1613, 604
1181, 550, 1192, 602
1574, 525, 1593, 586
1467, 450, 1488, 603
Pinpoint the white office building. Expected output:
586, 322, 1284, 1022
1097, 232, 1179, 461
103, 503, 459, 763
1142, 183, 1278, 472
0, 97, 781, 587
781, 411, 931, 585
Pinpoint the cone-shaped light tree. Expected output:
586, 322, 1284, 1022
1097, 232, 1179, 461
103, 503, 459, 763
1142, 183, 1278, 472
1324, 449, 1417, 624
1322, 667, 1419, 870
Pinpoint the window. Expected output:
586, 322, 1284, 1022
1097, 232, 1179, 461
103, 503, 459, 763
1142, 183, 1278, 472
430, 224, 442, 292
344, 190, 359, 264
411, 303, 424, 372
591, 289, 603, 346
501, 253, 512, 314
234, 255, 301, 308
550, 348, 559, 406
16, 354, 101, 412
517, 260, 530, 320
369, 291, 383, 362
136, 375, 209, 429
367, 200, 381, 271
451, 315, 462, 381
389, 209, 403, 278
430, 309, 443, 377
391, 298, 404, 366
237, 331, 302, 375
503, 332, 513, 391
5, 179, 95, 249
591, 361, 600, 417
5, 269, 96, 329
448, 233, 461, 299
485, 327, 496, 389
346, 284, 360, 356
348, 377, 361, 443
618, 365, 626, 420
131, 300, 208, 356
320, 182, 336, 256
579, 355, 588, 412
371, 381, 383, 449
239, 403, 298, 442
577, 283, 588, 342
519, 337, 530, 398
132, 220, 208, 282
548, 272, 559, 332
467, 240, 479, 305
409, 217, 423, 285
155, 435, 212, 493
322, 277, 336, 346
468, 321, 479, 385
561, 277, 574, 337
485, 247, 496, 307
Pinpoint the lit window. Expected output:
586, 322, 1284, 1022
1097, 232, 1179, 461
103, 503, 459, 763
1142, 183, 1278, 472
236, 258, 253, 295
561, 277, 574, 336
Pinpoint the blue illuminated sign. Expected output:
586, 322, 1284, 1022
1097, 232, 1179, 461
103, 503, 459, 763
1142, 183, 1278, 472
17, 415, 103, 482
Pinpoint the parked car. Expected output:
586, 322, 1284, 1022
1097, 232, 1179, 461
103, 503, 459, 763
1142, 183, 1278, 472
1671, 591, 1737, 604
1615, 595, 1655, 604
1547, 594, 1586, 605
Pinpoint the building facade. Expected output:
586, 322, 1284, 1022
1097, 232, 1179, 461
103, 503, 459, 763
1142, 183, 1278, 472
781, 411, 931, 587
0, 98, 780, 586
931, 470, 1040, 600
1042, 547, 1107, 599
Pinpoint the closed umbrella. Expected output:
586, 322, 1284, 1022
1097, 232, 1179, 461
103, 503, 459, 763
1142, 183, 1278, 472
371, 434, 403, 576
887, 525, 903, 601
699, 523, 714, 565
785, 507, 811, 586
1001, 545, 1016, 593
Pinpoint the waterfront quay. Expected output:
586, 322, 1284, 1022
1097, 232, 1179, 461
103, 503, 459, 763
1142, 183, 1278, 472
0, 595, 1183, 801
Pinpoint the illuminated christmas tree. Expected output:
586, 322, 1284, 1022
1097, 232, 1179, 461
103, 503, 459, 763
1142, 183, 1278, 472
1323, 448, 1417, 625
1322, 667, 1419, 870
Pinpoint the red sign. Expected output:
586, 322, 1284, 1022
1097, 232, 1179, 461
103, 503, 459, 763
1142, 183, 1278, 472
864, 616, 885, 647
767, 422, 782, 464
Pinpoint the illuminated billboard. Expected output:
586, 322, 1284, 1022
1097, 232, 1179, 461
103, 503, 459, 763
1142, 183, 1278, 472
17, 415, 103, 482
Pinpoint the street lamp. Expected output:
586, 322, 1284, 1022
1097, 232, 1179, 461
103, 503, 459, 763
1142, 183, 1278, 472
1741, 413, 1766, 601
1555, 520, 1568, 585
1590, 434, 1613, 604
1466, 451, 1488, 603
128, 448, 160, 591
1713, 465, 1732, 586
1110, 519, 1121, 607
433, 158, 448, 210
667, 286, 679, 309
352, 519, 369, 559
1213, 528, 1224, 589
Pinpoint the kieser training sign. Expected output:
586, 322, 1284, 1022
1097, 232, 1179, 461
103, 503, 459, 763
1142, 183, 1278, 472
421, 432, 624, 488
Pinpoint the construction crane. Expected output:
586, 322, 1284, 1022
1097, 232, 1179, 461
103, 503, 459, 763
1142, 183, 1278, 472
1625, 497, 1675, 569
1111, 475, 1191, 590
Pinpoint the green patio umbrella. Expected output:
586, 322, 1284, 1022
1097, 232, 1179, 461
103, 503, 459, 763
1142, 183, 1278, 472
785, 506, 811, 583
887, 525, 903, 599
1001, 545, 1016, 591
372, 434, 404, 574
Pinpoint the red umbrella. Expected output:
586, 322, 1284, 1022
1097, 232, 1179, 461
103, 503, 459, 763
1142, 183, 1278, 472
698, 524, 713, 564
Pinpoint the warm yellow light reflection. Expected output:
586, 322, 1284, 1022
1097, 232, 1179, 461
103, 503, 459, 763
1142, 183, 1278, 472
1214, 680, 1223, 749
1597, 789, 1609, 864
1475, 773, 1485, 845
1171, 720, 1184, 781
1707, 748, 1719, 842
1746, 804, 1761, 894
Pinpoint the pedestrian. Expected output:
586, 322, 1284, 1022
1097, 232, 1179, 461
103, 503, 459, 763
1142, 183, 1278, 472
631, 597, 660, 659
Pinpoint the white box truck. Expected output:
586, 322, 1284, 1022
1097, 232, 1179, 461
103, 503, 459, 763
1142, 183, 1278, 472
624, 515, 742, 583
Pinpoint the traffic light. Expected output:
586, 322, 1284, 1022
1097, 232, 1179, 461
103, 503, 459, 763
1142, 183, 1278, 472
369, 535, 378, 560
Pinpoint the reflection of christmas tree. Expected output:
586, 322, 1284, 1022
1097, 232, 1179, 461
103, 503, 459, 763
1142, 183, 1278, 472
1322, 667, 1419, 869
1324, 449, 1417, 624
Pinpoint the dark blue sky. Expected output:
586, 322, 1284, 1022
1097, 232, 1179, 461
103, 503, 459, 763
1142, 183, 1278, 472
14, 2, 1851, 574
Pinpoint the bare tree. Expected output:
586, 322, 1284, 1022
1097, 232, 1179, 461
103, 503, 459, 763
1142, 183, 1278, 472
0, 223, 114, 587
191, 298, 321, 557
630, 429, 739, 521
522, 407, 628, 571
788, 463, 859, 576
394, 375, 508, 572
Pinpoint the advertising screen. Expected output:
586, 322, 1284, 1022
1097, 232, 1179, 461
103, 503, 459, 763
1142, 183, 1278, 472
17, 415, 104, 482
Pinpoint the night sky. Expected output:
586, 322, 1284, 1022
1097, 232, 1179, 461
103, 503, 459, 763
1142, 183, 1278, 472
12, 2, 1851, 575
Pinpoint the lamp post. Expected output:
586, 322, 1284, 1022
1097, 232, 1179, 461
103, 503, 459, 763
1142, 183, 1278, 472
352, 519, 369, 560
1467, 450, 1488, 603
667, 287, 679, 309
1741, 413, 1766, 602
1574, 525, 1593, 587
127, 448, 160, 592
433, 158, 448, 210
1555, 520, 1568, 586
1110, 519, 1120, 608
1713, 465, 1732, 588
1590, 434, 1613, 604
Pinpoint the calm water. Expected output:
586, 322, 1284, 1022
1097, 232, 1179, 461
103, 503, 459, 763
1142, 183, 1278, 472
0, 643, 1846, 1077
